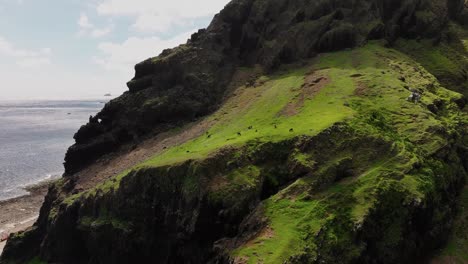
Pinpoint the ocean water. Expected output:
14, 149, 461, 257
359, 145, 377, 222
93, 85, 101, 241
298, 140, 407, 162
0, 100, 105, 201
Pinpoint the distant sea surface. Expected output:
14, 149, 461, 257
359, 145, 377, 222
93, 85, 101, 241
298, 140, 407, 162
0, 100, 105, 201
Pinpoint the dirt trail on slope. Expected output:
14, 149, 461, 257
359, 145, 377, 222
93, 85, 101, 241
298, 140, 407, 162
73, 113, 215, 191
73, 68, 264, 192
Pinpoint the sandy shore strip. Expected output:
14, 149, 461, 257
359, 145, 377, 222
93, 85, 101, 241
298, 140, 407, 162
0, 181, 51, 255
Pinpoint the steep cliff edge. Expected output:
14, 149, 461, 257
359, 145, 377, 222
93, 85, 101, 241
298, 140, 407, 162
1, 0, 468, 263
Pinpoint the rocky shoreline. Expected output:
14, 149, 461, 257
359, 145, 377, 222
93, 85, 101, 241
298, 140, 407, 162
0, 181, 51, 255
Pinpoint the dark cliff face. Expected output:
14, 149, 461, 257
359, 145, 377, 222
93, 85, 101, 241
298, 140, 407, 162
64, 0, 463, 175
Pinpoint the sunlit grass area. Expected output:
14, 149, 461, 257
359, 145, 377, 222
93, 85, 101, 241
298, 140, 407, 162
60, 41, 467, 264
230, 42, 466, 263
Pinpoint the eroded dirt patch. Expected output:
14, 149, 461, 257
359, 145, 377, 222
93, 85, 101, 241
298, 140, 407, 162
354, 81, 369, 96
208, 173, 230, 193
245, 225, 275, 247
280, 70, 330, 116
233, 256, 249, 264
231, 225, 275, 263
72, 119, 214, 191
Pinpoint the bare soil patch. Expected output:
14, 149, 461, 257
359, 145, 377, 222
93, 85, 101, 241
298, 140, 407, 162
245, 225, 275, 247
354, 81, 369, 96
280, 70, 330, 116
73, 118, 215, 191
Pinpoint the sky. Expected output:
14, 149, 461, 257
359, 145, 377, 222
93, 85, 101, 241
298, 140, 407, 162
0, 0, 231, 100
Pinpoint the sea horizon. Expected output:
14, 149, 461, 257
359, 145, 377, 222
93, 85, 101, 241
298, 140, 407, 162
0, 99, 106, 201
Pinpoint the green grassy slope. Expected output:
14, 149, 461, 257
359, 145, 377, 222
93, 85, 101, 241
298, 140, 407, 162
395, 23, 468, 99
228, 42, 466, 264
146, 41, 463, 169
53, 40, 466, 263
86, 40, 463, 195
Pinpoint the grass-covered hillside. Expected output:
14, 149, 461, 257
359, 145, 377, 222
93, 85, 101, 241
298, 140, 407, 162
68, 40, 465, 200
1, 0, 467, 262
3, 38, 466, 264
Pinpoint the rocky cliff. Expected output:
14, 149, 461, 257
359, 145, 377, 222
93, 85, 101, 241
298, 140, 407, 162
63, 0, 467, 175
1, 0, 468, 263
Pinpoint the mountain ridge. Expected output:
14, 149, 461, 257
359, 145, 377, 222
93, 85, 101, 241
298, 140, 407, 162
64, 0, 467, 175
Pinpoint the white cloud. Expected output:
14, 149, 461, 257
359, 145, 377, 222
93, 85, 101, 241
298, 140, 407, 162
16, 57, 50, 68
96, 0, 230, 33
78, 13, 93, 29
132, 13, 174, 33
77, 13, 112, 38
93, 30, 194, 75
0, 36, 51, 68
91, 27, 112, 38
41, 47, 52, 54
0, 1, 234, 100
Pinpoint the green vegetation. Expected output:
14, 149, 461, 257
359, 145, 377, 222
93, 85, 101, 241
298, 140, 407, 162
63, 46, 357, 204
233, 198, 325, 263
3, 0, 467, 262
52, 40, 466, 263
140, 67, 354, 167
26, 257, 47, 264
394, 29, 468, 97
208, 165, 261, 204
231, 42, 467, 263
